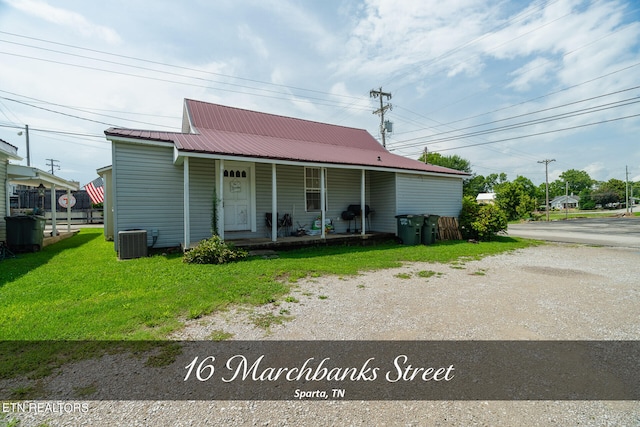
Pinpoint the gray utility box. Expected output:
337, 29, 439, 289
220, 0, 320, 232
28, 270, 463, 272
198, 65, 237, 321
118, 229, 148, 260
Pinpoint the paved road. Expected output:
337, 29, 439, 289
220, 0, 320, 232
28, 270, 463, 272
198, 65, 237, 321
507, 216, 640, 248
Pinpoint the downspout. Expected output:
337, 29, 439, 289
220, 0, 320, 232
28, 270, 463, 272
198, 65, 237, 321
183, 156, 190, 249
50, 184, 57, 236
271, 163, 277, 242
320, 167, 326, 239
218, 159, 225, 240
66, 188, 71, 233
361, 169, 366, 235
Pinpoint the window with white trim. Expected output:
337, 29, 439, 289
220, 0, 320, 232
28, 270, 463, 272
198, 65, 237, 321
305, 167, 327, 211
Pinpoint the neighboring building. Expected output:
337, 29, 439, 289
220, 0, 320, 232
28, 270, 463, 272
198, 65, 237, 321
2, 140, 79, 242
1, 139, 21, 242
550, 194, 580, 210
476, 193, 496, 204
104, 99, 469, 250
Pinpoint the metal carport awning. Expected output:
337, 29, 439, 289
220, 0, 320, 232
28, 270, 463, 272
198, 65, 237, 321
8, 164, 80, 236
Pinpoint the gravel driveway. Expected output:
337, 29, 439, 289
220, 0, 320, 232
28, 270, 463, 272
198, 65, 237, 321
9, 243, 640, 426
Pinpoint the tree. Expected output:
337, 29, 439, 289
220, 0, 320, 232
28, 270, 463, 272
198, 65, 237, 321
495, 179, 537, 221
559, 169, 594, 194
592, 178, 626, 207
463, 172, 508, 198
420, 152, 472, 173
459, 195, 507, 241
579, 188, 596, 210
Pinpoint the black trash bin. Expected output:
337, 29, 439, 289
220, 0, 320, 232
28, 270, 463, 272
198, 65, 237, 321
5, 215, 46, 252
421, 214, 440, 245
395, 214, 422, 245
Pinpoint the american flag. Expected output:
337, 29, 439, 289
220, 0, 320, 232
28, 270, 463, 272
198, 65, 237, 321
84, 177, 105, 204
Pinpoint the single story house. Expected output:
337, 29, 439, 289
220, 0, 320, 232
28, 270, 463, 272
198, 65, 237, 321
104, 99, 469, 251
476, 192, 496, 204
550, 194, 580, 210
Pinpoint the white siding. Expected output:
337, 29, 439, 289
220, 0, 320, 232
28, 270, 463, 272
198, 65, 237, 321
189, 158, 216, 244
228, 164, 379, 238
0, 158, 7, 241
396, 173, 463, 217
369, 170, 397, 233
325, 168, 371, 233
113, 142, 184, 249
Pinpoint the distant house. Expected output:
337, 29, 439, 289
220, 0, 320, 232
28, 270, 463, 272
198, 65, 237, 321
550, 194, 580, 210
476, 193, 496, 204
104, 99, 469, 250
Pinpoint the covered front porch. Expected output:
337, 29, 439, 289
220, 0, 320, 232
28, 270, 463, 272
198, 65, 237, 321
180, 155, 398, 249
226, 230, 396, 251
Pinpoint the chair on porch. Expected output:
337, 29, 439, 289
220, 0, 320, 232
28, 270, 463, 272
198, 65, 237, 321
265, 213, 292, 238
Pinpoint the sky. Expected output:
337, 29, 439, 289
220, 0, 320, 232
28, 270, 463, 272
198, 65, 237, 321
0, 0, 639, 189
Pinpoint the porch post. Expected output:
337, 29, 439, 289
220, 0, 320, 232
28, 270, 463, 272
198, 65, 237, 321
66, 188, 71, 233
50, 184, 57, 236
183, 156, 191, 249
320, 167, 326, 239
218, 159, 224, 240
360, 169, 366, 235
271, 163, 277, 242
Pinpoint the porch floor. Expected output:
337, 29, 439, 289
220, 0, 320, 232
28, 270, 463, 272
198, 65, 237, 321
226, 231, 397, 251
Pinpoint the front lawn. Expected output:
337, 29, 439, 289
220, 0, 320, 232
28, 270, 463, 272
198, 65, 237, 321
0, 229, 536, 340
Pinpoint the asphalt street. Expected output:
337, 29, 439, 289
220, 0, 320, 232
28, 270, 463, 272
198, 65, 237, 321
507, 216, 640, 248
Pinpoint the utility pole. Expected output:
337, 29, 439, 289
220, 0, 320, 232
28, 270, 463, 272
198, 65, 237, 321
17, 125, 31, 166
46, 158, 60, 175
626, 165, 630, 214
370, 87, 392, 147
565, 180, 569, 220
538, 159, 555, 221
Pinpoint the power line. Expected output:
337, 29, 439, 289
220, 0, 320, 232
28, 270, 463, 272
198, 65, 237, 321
431, 113, 640, 153
0, 89, 179, 129
397, 97, 640, 148
0, 30, 364, 103
393, 85, 640, 145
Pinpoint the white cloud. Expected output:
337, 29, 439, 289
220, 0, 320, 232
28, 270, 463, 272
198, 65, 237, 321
238, 24, 269, 59
5, 0, 121, 44
507, 57, 555, 91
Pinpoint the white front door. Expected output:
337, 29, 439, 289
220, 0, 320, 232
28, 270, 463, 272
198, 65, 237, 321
223, 165, 251, 231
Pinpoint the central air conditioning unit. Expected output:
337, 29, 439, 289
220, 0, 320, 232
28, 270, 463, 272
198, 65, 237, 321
118, 229, 148, 260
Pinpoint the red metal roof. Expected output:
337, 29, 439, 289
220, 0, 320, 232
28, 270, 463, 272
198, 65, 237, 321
105, 99, 468, 176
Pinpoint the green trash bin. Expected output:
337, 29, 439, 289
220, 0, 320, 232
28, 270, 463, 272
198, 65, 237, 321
395, 214, 422, 245
5, 215, 46, 252
421, 214, 440, 245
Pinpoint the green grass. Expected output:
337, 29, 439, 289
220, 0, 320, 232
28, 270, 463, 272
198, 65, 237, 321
533, 209, 640, 221
0, 229, 536, 341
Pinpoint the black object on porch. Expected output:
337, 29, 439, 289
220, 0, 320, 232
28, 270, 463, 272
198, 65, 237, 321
341, 204, 372, 233
266, 213, 293, 237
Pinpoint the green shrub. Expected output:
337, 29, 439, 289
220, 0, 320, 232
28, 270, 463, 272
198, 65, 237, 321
183, 236, 248, 264
472, 203, 508, 241
459, 196, 480, 239
460, 196, 508, 241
